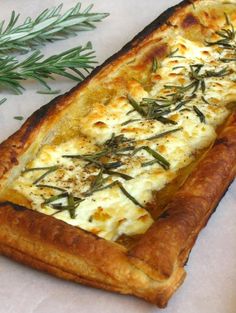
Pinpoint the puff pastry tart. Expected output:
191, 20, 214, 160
0, 0, 236, 307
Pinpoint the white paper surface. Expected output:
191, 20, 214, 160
0, 1, 235, 312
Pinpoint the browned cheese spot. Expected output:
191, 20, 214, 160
93, 121, 107, 128
181, 13, 200, 29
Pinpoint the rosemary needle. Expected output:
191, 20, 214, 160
152, 57, 159, 73
14, 116, 24, 121
90, 180, 143, 207
0, 3, 109, 54
23, 165, 59, 185
43, 192, 68, 204
193, 105, 205, 123
37, 89, 61, 95
144, 127, 183, 141
127, 95, 146, 116
105, 170, 133, 181
68, 193, 76, 219
0, 97, 7, 105
133, 146, 170, 170
168, 48, 186, 59
23, 165, 59, 173
36, 184, 66, 192
121, 118, 141, 126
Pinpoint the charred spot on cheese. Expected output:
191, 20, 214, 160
10, 10, 236, 242
180, 13, 205, 42
142, 43, 168, 66
182, 13, 200, 29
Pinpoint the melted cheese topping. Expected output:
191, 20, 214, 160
12, 14, 236, 241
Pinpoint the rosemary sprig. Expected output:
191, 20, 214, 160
0, 3, 109, 54
127, 95, 177, 124
84, 166, 133, 197
63, 134, 135, 169
156, 116, 177, 125
206, 13, 235, 49
37, 89, 61, 95
204, 67, 229, 78
201, 96, 210, 104
206, 13, 236, 63
0, 42, 96, 94
62, 129, 170, 204
90, 168, 105, 192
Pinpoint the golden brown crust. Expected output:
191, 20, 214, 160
0, 0, 236, 307
129, 112, 236, 280
0, 201, 186, 307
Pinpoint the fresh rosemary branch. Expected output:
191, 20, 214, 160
0, 3, 109, 54
0, 42, 96, 94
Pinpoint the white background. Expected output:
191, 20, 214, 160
0, 1, 235, 313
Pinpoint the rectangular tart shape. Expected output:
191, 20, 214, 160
0, 0, 236, 307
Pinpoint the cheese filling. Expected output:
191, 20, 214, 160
12, 14, 236, 241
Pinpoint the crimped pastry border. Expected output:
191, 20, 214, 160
0, 0, 236, 307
